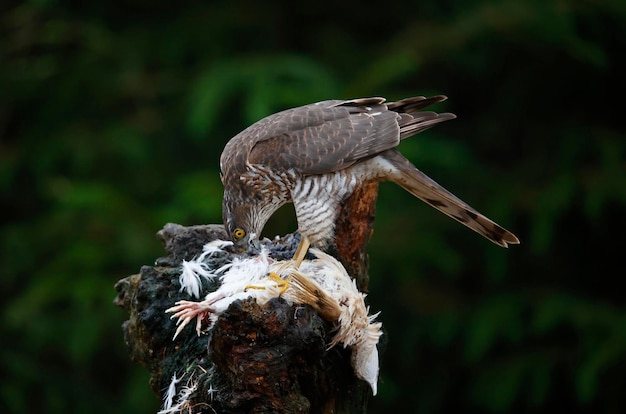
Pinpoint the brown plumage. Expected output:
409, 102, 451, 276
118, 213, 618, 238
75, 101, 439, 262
220, 95, 519, 263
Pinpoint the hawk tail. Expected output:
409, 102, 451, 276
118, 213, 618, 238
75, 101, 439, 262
389, 95, 457, 140
383, 149, 520, 248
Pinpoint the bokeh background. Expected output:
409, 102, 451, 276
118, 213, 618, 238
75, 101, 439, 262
2, 0, 625, 412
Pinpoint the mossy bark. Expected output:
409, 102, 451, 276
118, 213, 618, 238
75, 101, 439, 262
115, 175, 378, 413
114, 186, 378, 413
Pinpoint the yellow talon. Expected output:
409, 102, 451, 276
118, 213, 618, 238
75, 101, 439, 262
244, 272, 290, 295
268, 272, 290, 295
244, 284, 267, 291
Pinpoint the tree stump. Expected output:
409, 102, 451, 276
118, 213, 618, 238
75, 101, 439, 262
114, 182, 379, 414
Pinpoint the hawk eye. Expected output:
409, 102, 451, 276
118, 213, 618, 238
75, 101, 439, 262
233, 228, 246, 239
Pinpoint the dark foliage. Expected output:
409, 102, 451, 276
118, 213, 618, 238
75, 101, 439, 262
1, 0, 624, 412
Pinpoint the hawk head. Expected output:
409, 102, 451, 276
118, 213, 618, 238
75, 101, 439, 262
222, 190, 266, 250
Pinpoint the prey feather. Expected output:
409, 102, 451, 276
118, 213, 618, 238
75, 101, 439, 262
166, 243, 382, 394
178, 240, 233, 298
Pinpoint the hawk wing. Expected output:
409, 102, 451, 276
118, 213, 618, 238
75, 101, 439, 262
246, 96, 454, 175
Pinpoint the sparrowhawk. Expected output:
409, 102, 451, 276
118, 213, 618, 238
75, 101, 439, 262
220, 95, 519, 264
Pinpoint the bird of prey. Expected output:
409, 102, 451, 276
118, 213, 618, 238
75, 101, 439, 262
220, 95, 519, 265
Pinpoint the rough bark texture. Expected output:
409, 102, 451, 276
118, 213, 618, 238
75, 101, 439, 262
115, 186, 378, 414
332, 181, 378, 292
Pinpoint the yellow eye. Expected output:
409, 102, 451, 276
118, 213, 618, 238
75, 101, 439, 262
233, 228, 246, 239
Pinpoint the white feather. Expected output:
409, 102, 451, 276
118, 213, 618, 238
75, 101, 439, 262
179, 260, 213, 298
178, 240, 232, 298
160, 373, 181, 412
297, 249, 382, 394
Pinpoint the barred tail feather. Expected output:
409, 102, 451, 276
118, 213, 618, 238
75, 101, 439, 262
383, 150, 520, 247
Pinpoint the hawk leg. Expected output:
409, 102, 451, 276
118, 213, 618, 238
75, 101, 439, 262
245, 272, 290, 295
245, 237, 311, 294
293, 235, 311, 268
245, 233, 310, 294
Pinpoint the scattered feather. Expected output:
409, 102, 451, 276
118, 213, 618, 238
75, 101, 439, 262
207, 382, 219, 402
158, 374, 199, 414
178, 240, 233, 298
160, 373, 181, 412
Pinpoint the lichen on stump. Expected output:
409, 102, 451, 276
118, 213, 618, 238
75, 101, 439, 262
114, 223, 373, 413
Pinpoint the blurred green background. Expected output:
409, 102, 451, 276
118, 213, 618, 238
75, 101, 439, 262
2, 0, 625, 412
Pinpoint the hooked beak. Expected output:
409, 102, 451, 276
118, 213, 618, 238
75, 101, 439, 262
249, 238, 261, 251
247, 232, 261, 253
